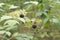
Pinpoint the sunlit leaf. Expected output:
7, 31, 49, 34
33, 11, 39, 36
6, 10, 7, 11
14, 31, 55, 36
0, 27, 4, 30
4, 20, 19, 26
9, 5, 19, 9
51, 18, 59, 23
12, 33, 33, 40
24, 1, 39, 5
0, 30, 6, 34
5, 25, 17, 31
0, 16, 12, 22
18, 18, 25, 23
0, 3, 5, 7
5, 31, 11, 37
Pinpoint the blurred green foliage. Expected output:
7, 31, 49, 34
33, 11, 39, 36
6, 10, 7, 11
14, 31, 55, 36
0, 0, 60, 40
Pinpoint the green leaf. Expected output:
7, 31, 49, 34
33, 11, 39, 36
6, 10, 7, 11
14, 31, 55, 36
40, 32, 47, 38
12, 33, 33, 40
0, 31, 11, 37
0, 3, 5, 7
0, 30, 6, 34
24, 1, 38, 5
12, 32, 19, 37
31, 18, 36, 22
5, 25, 17, 31
4, 20, 19, 26
35, 19, 42, 23
43, 18, 50, 27
0, 16, 12, 22
18, 18, 25, 23
0, 27, 4, 30
25, 17, 31, 22
51, 18, 59, 23
25, 21, 32, 28
5, 31, 11, 37
9, 5, 19, 9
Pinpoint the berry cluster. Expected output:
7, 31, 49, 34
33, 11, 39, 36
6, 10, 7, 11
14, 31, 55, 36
32, 22, 37, 29
19, 14, 37, 29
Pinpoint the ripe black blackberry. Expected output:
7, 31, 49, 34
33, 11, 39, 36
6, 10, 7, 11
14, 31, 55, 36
19, 14, 24, 18
32, 24, 37, 29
